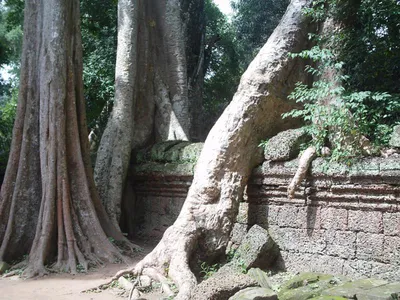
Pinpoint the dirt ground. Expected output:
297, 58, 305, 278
0, 244, 165, 300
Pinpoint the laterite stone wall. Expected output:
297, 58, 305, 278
130, 142, 400, 281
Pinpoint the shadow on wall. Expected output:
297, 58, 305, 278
123, 138, 400, 279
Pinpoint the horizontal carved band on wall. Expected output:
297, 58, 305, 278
131, 142, 400, 281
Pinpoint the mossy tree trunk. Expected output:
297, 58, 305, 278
0, 0, 129, 277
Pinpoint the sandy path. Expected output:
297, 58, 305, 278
0, 263, 126, 300
0, 244, 164, 300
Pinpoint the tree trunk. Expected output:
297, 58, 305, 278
93, 0, 139, 230
94, 0, 205, 227
110, 0, 313, 298
0, 0, 129, 277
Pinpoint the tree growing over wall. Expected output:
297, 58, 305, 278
285, 0, 400, 196
106, 0, 312, 298
0, 0, 132, 276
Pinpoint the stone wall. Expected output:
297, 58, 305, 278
239, 158, 400, 281
130, 142, 400, 281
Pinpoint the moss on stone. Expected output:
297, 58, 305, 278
356, 282, 400, 300
349, 158, 380, 177
264, 128, 311, 162
133, 162, 195, 176
134, 141, 204, 165
310, 158, 349, 176
283, 159, 300, 171
278, 273, 349, 300
229, 287, 277, 300
135, 148, 150, 163
279, 273, 333, 292
247, 268, 273, 289
135, 141, 203, 164
379, 157, 400, 171
309, 296, 349, 300
179, 142, 203, 162
149, 141, 182, 162
321, 278, 388, 298
164, 141, 192, 162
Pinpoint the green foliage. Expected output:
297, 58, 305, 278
283, 0, 399, 160
81, 0, 117, 137
302, 0, 400, 95
0, 83, 17, 174
284, 46, 399, 161
202, 0, 290, 136
226, 248, 236, 262
0, 0, 24, 79
0, 1, 24, 178
199, 261, 221, 279
258, 139, 269, 150
231, 0, 289, 68
202, 0, 243, 135
1, 0, 24, 30
345, 91, 400, 145
76, 264, 86, 273
333, 0, 400, 95
225, 248, 247, 274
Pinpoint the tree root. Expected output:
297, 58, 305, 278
83, 266, 174, 298
287, 146, 316, 199
128, 278, 140, 300
85, 225, 197, 299
1, 259, 27, 278
114, 239, 142, 256
2, 269, 22, 278
142, 267, 174, 296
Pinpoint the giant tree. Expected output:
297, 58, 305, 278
106, 0, 313, 298
0, 0, 132, 276
94, 0, 206, 228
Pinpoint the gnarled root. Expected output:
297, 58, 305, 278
1, 260, 27, 278
287, 146, 316, 199
1, 259, 27, 278
87, 224, 198, 299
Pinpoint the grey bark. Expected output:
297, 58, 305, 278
110, 1, 314, 299
0, 0, 130, 276
95, 0, 205, 227
94, 0, 139, 230
0, 0, 42, 262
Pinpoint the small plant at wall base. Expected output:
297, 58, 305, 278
199, 261, 221, 279
258, 139, 269, 149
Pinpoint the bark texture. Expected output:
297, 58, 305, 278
93, 0, 139, 230
94, 0, 205, 227
110, 1, 314, 298
0, 0, 128, 276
